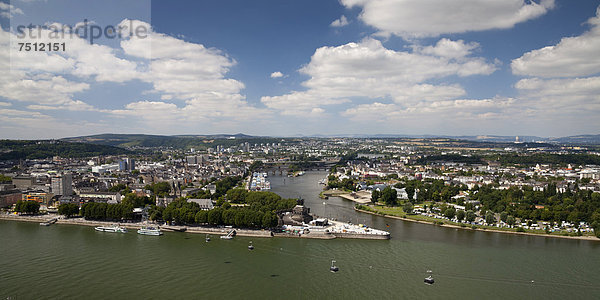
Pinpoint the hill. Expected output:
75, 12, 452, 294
0, 140, 132, 160
61, 134, 283, 149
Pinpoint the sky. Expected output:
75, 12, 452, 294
1, 0, 599, 139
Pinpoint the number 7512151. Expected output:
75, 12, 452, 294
18, 42, 66, 51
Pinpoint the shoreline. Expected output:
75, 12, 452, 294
353, 207, 600, 242
0, 214, 274, 238
0, 214, 384, 240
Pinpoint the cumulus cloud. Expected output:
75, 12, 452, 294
414, 39, 480, 59
509, 6, 600, 133
341, 0, 555, 38
512, 6, 600, 78
1, 19, 267, 134
270, 71, 284, 78
330, 15, 349, 28
0, 2, 23, 19
262, 38, 496, 115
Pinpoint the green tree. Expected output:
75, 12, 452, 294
444, 207, 456, 219
380, 186, 398, 206
466, 210, 476, 223
506, 216, 516, 226
485, 211, 495, 224
195, 210, 208, 224
500, 211, 508, 223
58, 203, 79, 218
226, 188, 248, 203
14, 200, 40, 215
456, 209, 466, 221
371, 190, 380, 203
403, 202, 414, 214
405, 186, 415, 202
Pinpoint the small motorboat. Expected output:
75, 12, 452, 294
330, 260, 339, 273
248, 241, 254, 250
220, 229, 235, 239
424, 275, 435, 285
205, 234, 211, 242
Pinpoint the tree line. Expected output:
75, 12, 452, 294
150, 191, 296, 229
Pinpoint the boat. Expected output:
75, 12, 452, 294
220, 229, 235, 239
40, 218, 58, 226
248, 241, 254, 250
95, 224, 128, 233
205, 234, 211, 242
424, 270, 434, 285
137, 226, 162, 236
330, 260, 339, 273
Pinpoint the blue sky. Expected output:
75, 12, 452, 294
1, 0, 599, 138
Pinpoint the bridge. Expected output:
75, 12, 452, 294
260, 160, 339, 175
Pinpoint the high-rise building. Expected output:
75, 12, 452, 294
119, 158, 136, 171
125, 158, 135, 171
186, 156, 198, 165
51, 173, 72, 196
119, 160, 127, 171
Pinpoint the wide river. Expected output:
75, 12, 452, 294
1, 171, 599, 299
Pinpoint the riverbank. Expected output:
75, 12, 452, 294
0, 214, 276, 238
0, 213, 388, 240
322, 189, 371, 204
353, 207, 600, 242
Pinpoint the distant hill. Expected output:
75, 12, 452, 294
59, 132, 599, 149
0, 140, 132, 160
61, 133, 282, 149
549, 134, 600, 144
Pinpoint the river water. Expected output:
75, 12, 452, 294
1, 171, 599, 299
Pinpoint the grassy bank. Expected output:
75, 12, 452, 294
355, 204, 598, 239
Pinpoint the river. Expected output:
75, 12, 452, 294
1, 171, 599, 299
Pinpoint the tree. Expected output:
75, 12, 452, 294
371, 190, 380, 204
456, 209, 466, 221
14, 200, 40, 215
226, 188, 248, 204
466, 210, 476, 223
144, 182, 171, 197
122, 193, 153, 208
485, 211, 495, 224
403, 202, 414, 214
405, 186, 415, 202
380, 186, 398, 206
444, 207, 456, 219
195, 210, 208, 224
506, 215, 516, 227
500, 212, 508, 223
58, 203, 79, 218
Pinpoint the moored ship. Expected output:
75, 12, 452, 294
137, 226, 162, 236
95, 224, 128, 233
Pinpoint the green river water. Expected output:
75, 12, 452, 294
1, 171, 599, 299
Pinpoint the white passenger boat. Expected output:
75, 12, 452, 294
95, 224, 128, 233
137, 226, 162, 236
220, 229, 235, 239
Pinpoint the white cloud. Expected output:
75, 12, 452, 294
270, 71, 284, 78
1, 19, 267, 134
341, 0, 555, 38
0, 74, 89, 105
0, 2, 24, 19
515, 77, 600, 111
330, 15, 349, 28
27, 100, 98, 111
262, 38, 496, 115
414, 38, 480, 59
512, 6, 600, 78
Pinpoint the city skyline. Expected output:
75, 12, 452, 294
1, 0, 599, 139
